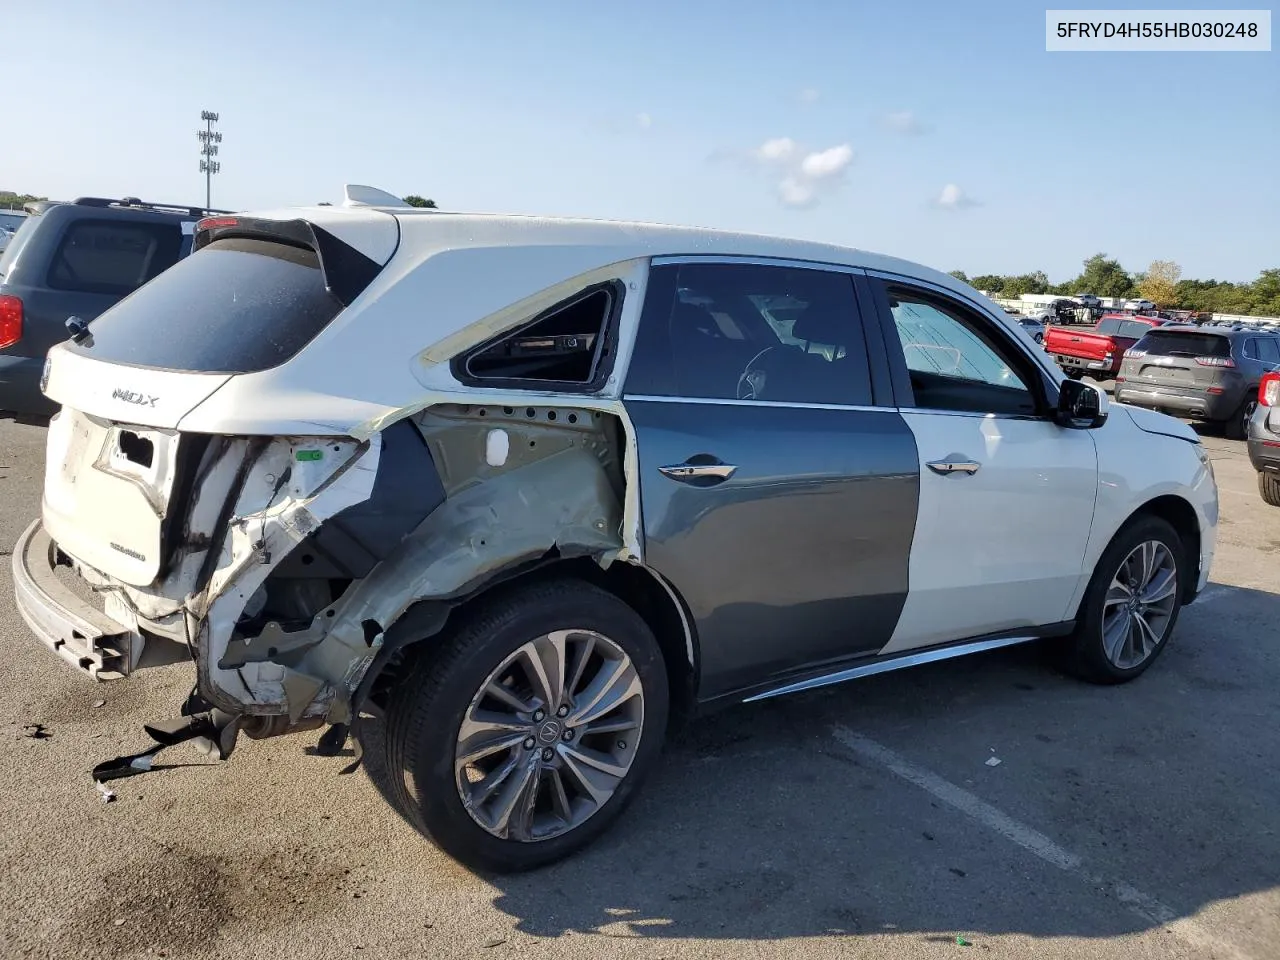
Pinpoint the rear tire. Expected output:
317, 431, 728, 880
1259, 471, 1280, 507
1064, 368, 1085, 380
1062, 516, 1185, 685
382, 577, 669, 874
1225, 397, 1257, 441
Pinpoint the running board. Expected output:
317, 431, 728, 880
742, 634, 1043, 703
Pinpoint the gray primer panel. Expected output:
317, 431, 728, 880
625, 399, 920, 700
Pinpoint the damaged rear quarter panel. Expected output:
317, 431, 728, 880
293, 401, 626, 723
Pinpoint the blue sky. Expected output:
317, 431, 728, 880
4, 1, 1276, 281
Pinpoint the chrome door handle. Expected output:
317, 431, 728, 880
926, 458, 981, 476
658, 460, 738, 483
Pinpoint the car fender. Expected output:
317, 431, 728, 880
1065, 406, 1217, 618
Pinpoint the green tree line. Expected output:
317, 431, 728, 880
950, 254, 1280, 318
0, 190, 46, 210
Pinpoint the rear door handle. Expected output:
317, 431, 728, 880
658, 457, 738, 484
926, 458, 981, 476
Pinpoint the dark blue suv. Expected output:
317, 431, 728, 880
0, 196, 228, 416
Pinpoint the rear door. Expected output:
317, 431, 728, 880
864, 274, 1099, 652
624, 258, 920, 700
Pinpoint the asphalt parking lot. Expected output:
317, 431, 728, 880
1, 406, 1278, 960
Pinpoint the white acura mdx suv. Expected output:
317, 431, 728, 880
13, 186, 1218, 872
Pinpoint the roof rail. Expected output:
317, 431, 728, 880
72, 196, 234, 217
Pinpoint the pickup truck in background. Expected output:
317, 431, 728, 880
1044, 313, 1169, 380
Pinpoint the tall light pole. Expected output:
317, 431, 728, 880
197, 110, 222, 210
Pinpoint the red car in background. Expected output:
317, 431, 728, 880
1044, 313, 1170, 380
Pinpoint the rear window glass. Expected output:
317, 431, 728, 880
0, 214, 41, 277
66, 237, 344, 374
1137, 331, 1232, 358
1096, 317, 1123, 334
48, 219, 183, 296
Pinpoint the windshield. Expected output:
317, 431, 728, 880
65, 236, 345, 373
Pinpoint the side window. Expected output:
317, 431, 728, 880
1243, 338, 1260, 361
1119, 320, 1153, 339
883, 284, 1038, 417
1259, 338, 1280, 364
1097, 317, 1123, 335
624, 262, 872, 405
47, 220, 183, 296
459, 282, 619, 387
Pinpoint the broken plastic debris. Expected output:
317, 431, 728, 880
92, 700, 106, 709
956, 936, 972, 947
985, 756, 1002, 767
95, 781, 117, 804
22, 723, 50, 739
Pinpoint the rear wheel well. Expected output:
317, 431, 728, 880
371, 558, 698, 724
1129, 495, 1202, 603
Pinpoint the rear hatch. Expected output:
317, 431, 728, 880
39, 212, 396, 586
1120, 329, 1236, 395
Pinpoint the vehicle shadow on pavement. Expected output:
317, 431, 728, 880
367, 583, 1280, 948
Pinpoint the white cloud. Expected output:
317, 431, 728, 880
754, 137, 798, 163
882, 110, 930, 135
744, 137, 854, 209
778, 177, 815, 208
799, 144, 854, 180
636, 112, 653, 129
934, 183, 979, 210
798, 87, 821, 105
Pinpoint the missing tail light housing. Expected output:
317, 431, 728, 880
0, 294, 22, 349
1260, 371, 1280, 407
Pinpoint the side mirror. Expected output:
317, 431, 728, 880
1056, 378, 1108, 429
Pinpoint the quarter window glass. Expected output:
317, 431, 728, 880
626, 262, 872, 405
885, 287, 1037, 416
1243, 339, 1260, 360
47, 220, 183, 296
1119, 320, 1153, 339
464, 285, 614, 384
1258, 338, 1280, 363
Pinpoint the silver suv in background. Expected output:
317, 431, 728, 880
1116, 326, 1280, 439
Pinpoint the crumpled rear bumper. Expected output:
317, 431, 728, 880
11, 518, 139, 680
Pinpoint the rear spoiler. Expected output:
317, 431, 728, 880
193, 216, 382, 307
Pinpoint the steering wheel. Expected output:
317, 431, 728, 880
736, 347, 777, 400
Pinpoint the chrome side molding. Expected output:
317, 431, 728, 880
743, 633, 1041, 703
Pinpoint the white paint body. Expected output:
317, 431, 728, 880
31, 196, 1219, 686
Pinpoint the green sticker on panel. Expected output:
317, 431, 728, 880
296, 449, 323, 462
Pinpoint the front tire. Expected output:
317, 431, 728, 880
383, 578, 669, 873
1062, 516, 1185, 684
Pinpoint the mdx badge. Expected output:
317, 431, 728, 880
112, 388, 159, 407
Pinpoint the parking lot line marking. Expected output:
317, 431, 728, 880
830, 726, 1253, 959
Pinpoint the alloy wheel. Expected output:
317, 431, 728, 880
1101, 540, 1179, 670
454, 629, 644, 842
1242, 399, 1258, 438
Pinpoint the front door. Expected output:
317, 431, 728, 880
865, 277, 1100, 654
622, 259, 921, 700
